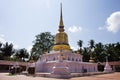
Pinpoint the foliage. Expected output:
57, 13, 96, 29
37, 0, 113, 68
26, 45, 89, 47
0, 42, 14, 60
14, 48, 29, 61
94, 42, 106, 62
82, 47, 90, 62
31, 32, 54, 60
0, 42, 29, 61
78, 39, 120, 62
89, 39, 95, 49
77, 40, 83, 53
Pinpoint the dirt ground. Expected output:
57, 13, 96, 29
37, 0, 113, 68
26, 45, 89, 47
0, 72, 120, 80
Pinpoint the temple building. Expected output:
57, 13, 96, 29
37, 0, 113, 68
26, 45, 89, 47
35, 3, 98, 77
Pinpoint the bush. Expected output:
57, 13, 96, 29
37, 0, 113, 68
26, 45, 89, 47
27, 67, 35, 74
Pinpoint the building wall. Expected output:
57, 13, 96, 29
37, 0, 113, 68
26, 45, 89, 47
0, 60, 27, 72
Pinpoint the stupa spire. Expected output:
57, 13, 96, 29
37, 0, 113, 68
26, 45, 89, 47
52, 3, 71, 51
58, 3, 64, 32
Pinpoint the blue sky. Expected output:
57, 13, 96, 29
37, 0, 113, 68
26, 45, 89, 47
0, 0, 120, 51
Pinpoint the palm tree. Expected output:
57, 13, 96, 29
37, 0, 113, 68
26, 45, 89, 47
94, 42, 105, 62
88, 39, 95, 62
82, 47, 90, 62
89, 40, 95, 49
77, 40, 83, 53
1, 42, 14, 60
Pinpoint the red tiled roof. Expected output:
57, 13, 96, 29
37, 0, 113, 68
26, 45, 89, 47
101, 61, 120, 66
0, 60, 28, 66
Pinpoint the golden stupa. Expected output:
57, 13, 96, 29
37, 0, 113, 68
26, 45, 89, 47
52, 3, 71, 51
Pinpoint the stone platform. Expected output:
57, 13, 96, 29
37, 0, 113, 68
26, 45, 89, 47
25, 72, 114, 78
35, 51, 98, 73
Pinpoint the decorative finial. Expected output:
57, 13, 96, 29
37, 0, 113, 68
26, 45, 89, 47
30, 57, 34, 63
58, 3, 64, 32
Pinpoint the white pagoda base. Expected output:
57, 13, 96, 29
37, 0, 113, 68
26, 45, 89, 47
35, 51, 98, 74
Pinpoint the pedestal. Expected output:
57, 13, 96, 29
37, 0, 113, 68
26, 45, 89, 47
51, 62, 70, 78
104, 62, 112, 72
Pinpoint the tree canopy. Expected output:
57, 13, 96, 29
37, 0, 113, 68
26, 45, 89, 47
0, 42, 29, 62
31, 32, 54, 60
14, 48, 29, 61
77, 40, 83, 53
77, 40, 120, 62
0, 42, 14, 60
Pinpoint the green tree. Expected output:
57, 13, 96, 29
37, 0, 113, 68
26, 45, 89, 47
115, 42, 120, 60
1, 42, 14, 60
89, 40, 95, 58
78, 40, 120, 62
104, 43, 120, 61
19, 48, 29, 61
31, 32, 54, 60
14, 48, 29, 61
77, 40, 83, 53
94, 42, 105, 62
89, 39, 95, 49
82, 47, 90, 62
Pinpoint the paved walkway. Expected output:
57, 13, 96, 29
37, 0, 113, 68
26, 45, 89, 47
0, 72, 120, 80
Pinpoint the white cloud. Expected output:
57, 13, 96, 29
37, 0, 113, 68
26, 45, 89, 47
68, 25, 82, 33
106, 11, 120, 33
